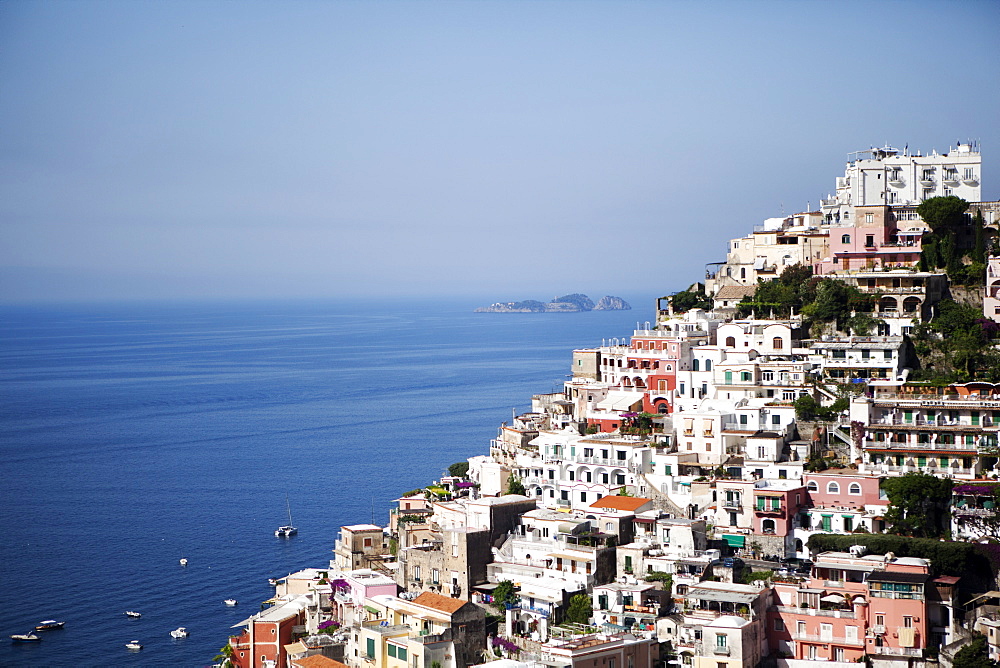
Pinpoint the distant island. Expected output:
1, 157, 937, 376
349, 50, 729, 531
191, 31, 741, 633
475, 293, 631, 313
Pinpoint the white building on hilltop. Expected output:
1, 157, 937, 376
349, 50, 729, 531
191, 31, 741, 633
820, 142, 982, 225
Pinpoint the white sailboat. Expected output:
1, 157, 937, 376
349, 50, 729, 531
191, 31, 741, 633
275, 495, 297, 537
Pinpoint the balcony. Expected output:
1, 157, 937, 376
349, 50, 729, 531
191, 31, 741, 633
919, 176, 936, 187
722, 500, 742, 509
872, 647, 922, 657
943, 173, 961, 186
754, 506, 785, 517
712, 646, 731, 656
963, 174, 980, 186
889, 175, 905, 187
775, 606, 856, 619
792, 632, 864, 647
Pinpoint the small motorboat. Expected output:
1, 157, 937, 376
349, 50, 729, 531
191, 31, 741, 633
224, 599, 238, 606
268, 578, 278, 586
125, 611, 142, 618
179, 558, 188, 566
170, 627, 189, 638
10, 632, 41, 642
35, 620, 65, 631
125, 639, 143, 650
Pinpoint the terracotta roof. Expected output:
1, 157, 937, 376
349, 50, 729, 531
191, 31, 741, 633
589, 496, 652, 512
291, 656, 349, 668
413, 591, 468, 614
715, 286, 757, 300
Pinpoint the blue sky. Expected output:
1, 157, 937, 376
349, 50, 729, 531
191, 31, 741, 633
2, 0, 998, 303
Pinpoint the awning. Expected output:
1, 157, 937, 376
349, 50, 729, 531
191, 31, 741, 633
722, 534, 745, 548
596, 391, 644, 411
820, 593, 846, 603
284, 641, 307, 655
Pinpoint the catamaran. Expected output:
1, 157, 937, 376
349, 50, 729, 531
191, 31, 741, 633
275, 495, 297, 537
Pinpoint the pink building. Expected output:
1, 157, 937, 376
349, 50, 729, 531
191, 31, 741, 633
815, 205, 924, 275
767, 552, 944, 662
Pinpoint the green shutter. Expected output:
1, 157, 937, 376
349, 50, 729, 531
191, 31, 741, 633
367, 638, 375, 659
725, 371, 733, 384
388, 645, 397, 658
904, 410, 913, 423
664, 465, 672, 476
398, 648, 407, 661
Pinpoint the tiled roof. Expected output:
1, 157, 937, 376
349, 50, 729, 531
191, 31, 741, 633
413, 591, 467, 614
715, 286, 757, 300
589, 496, 652, 512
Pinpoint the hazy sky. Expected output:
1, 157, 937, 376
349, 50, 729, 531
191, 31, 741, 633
2, 0, 998, 303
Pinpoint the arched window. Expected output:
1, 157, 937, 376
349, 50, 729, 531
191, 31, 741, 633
705, 360, 712, 371
692, 359, 700, 372
762, 519, 776, 533
827, 482, 840, 494
849, 483, 862, 495
841, 234, 851, 244
807, 481, 818, 491
725, 336, 736, 348
773, 337, 783, 350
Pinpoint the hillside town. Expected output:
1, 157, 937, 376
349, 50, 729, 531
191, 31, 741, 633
222, 143, 1000, 668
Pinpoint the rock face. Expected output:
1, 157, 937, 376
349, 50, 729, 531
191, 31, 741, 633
474, 294, 631, 312
594, 295, 631, 311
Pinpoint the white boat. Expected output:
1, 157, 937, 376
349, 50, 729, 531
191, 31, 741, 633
275, 495, 297, 537
224, 599, 238, 606
125, 640, 143, 650
124, 611, 141, 618
35, 620, 65, 631
10, 632, 41, 642
179, 558, 188, 566
170, 627, 189, 638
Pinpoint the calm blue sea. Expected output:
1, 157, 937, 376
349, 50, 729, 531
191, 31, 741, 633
0, 297, 650, 667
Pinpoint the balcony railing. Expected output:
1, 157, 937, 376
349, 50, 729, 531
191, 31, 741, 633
792, 632, 864, 647
775, 606, 855, 619
872, 647, 922, 657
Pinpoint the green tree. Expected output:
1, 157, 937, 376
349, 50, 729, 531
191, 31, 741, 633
917, 196, 970, 233
973, 210, 987, 263
953, 635, 1000, 668
882, 473, 953, 538
794, 395, 819, 421
492, 580, 519, 613
564, 594, 593, 625
507, 474, 526, 496
213, 644, 235, 666
671, 289, 712, 313
448, 461, 470, 478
